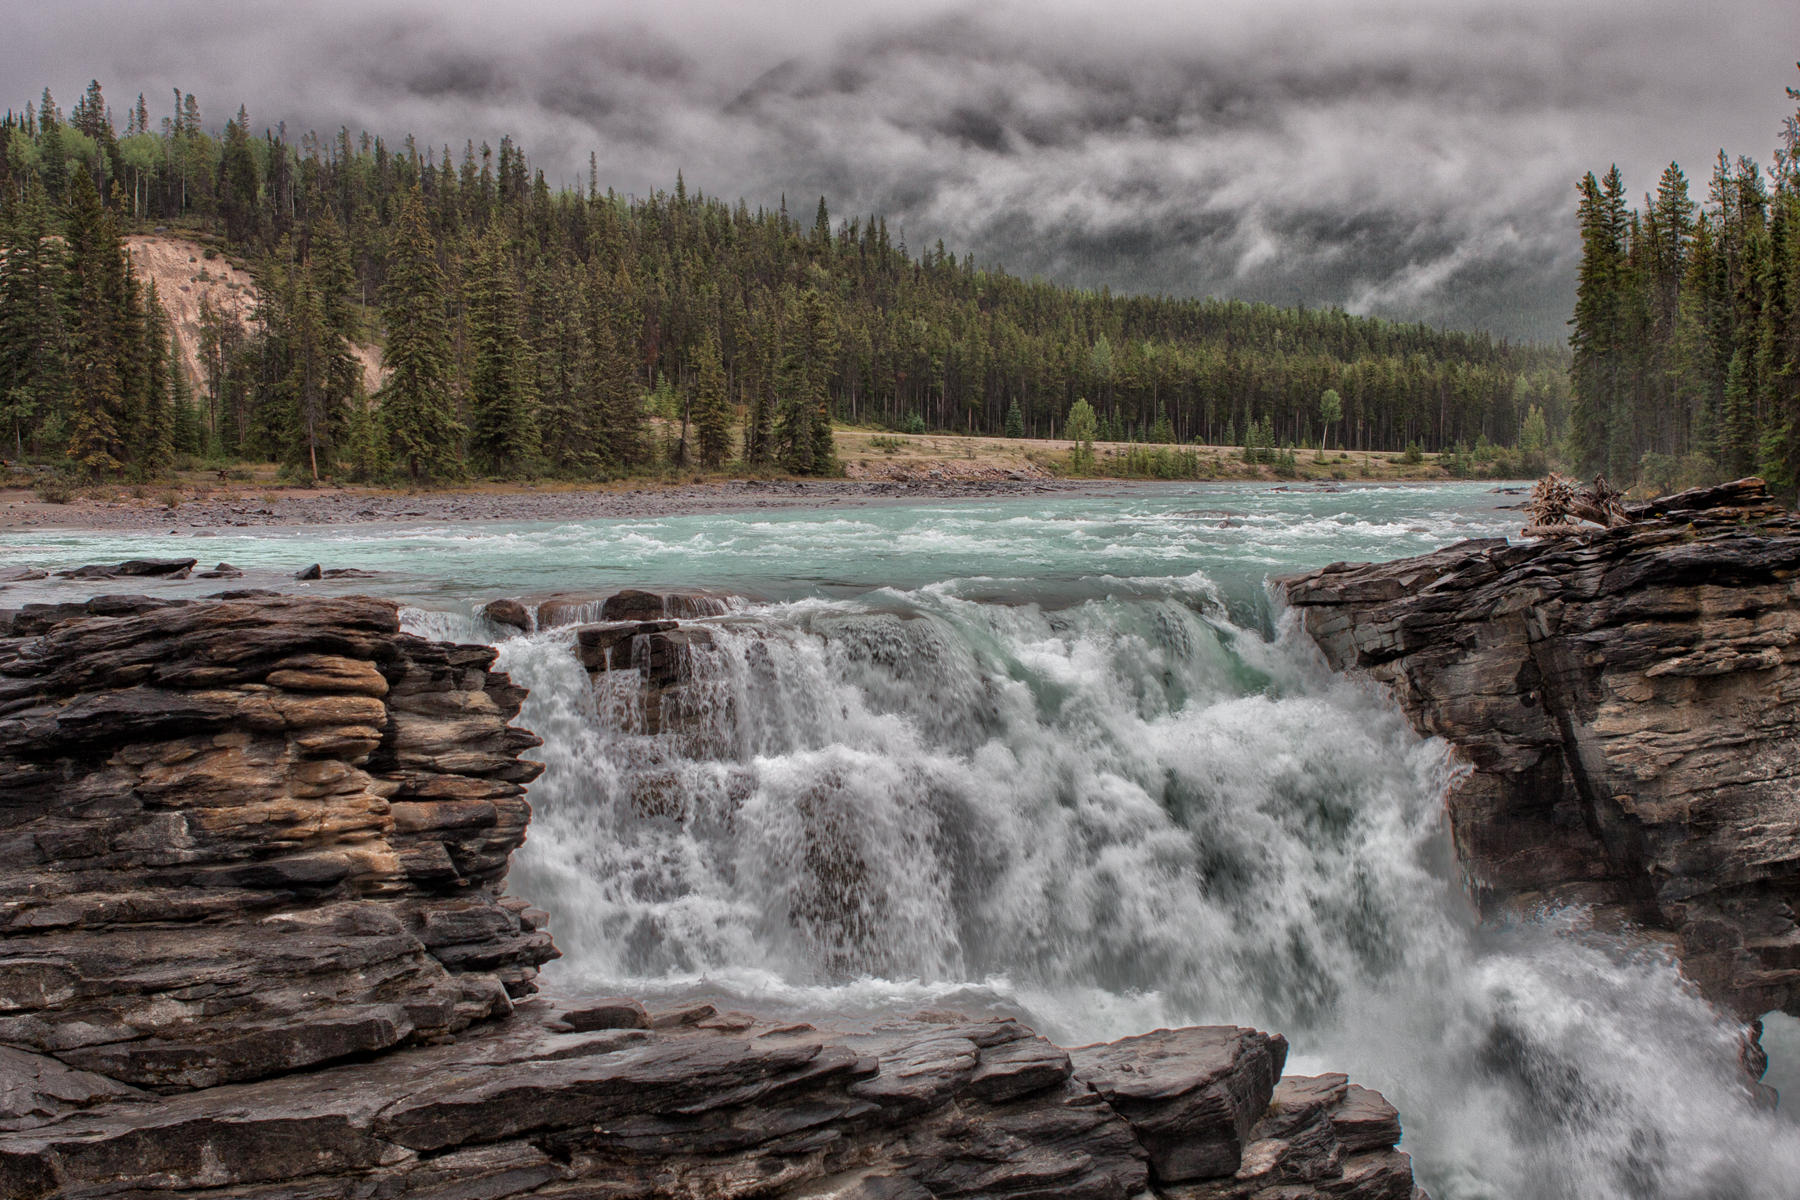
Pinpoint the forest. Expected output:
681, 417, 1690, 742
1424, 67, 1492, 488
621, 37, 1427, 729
1568, 68, 1800, 495
0, 80, 1569, 483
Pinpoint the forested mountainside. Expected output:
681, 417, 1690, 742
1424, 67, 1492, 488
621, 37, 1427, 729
1, 81, 1567, 483
1568, 66, 1800, 496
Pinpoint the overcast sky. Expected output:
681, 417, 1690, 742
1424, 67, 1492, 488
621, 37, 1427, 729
6, 0, 1798, 341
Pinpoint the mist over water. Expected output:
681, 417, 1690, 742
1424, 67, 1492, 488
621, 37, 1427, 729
10, 482, 1797, 1194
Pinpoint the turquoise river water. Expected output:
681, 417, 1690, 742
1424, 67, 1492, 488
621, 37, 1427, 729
6, 480, 1799, 1198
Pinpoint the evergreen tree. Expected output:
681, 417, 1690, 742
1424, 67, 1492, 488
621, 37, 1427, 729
62, 170, 128, 477
463, 232, 538, 474
1569, 168, 1630, 477
692, 332, 732, 468
378, 187, 461, 481
135, 281, 174, 474
1721, 345, 1757, 475
0, 184, 66, 457
776, 288, 838, 474
1004, 398, 1024, 439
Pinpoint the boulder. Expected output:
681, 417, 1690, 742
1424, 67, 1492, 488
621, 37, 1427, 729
483, 597, 532, 632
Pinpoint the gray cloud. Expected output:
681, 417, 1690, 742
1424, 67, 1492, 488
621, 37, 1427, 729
7, 0, 1798, 340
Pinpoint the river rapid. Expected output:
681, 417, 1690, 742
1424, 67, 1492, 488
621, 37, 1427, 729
7, 480, 1799, 1197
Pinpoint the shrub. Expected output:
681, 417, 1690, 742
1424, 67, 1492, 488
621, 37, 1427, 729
34, 477, 73, 503
1401, 442, 1424, 464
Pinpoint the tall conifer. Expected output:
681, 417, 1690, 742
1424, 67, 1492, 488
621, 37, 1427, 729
378, 187, 461, 481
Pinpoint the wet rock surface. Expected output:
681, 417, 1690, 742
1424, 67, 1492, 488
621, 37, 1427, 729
0, 994, 1416, 1200
0, 594, 1419, 1199
1279, 477, 1800, 1018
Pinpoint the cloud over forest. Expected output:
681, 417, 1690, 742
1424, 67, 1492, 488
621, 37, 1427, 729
7, 0, 1799, 340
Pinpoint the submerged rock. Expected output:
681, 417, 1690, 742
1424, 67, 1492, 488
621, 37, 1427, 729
54, 557, 197, 580
1279, 476, 1800, 1019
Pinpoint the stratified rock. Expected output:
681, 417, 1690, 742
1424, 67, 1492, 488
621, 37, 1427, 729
1279, 477, 1800, 1017
295, 562, 323, 580
1072, 1026, 1287, 1183
196, 561, 242, 578
483, 597, 532, 632
0, 567, 47, 583
1163, 1073, 1414, 1200
0, 594, 555, 1089
0, 593, 1421, 1200
555, 997, 650, 1031
0, 1001, 1417, 1200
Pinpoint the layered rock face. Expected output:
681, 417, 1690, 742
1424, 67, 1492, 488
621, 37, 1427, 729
0, 593, 1421, 1199
1279, 479, 1800, 1018
0, 995, 1419, 1200
0, 594, 556, 1091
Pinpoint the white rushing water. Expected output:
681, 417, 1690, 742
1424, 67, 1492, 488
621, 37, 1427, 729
11, 481, 1794, 1195
464, 598, 1800, 1199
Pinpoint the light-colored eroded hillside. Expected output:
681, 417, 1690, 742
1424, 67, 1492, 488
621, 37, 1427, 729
125, 235, 385, 395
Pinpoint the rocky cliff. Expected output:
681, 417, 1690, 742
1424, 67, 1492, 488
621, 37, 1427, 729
1278, 479, 1800, 1020
0, 593, 1422, 1199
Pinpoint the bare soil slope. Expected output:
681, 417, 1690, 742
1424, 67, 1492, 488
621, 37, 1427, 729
125, 235, 385, 395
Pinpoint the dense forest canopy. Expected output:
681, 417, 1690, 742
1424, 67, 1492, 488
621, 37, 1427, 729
0, 80, 1568, 482
1567, 65, 1800, 496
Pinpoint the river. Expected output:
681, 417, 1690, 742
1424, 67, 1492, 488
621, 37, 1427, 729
6, 480, 1798, 1197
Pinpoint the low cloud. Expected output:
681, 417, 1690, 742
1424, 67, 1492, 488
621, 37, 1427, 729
10, 0, 1798, 340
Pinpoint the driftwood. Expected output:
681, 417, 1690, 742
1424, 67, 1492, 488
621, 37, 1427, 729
1521, 473, 1632, 538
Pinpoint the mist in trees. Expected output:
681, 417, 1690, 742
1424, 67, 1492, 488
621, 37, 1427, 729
1, 79, 1571, 484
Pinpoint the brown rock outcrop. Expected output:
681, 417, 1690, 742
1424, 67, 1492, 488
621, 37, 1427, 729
0, 594, 1421, 1199
0, 594, 555, 1090
1278, 478, 1800, 1018
0, 996, 1418, 1200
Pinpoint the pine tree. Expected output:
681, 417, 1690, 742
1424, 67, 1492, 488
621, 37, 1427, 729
1004, 398, 1024, 439
135, 281, 174, 474
774, 289, 839, 474
692, 332, 732, 468
378, 187, 462, 481
1569, 169, 1630, 477
62, 171, 127, 477
585, 262, 643, 470
464, 232, 538, 474
0, 184, 66, 458
1722, 345, 1757, 474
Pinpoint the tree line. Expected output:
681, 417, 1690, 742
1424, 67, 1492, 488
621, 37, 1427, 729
2, 81, 1568, 482
1569, 67, 1800, 495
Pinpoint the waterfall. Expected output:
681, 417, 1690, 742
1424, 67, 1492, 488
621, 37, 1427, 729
405, 580, 1800, 1199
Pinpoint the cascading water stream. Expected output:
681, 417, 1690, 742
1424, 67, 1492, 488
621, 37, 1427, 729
408, 570, 1800, 1200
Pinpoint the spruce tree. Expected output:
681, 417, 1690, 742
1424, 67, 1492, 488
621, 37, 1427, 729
464, 232, 538, 475
378, 187, 462, 482
0, 184, 66, 457
1004, 399, 1024, 439
62, 171, 127, 477
692, 332, 733, 469
1570, 169, 1629, 477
